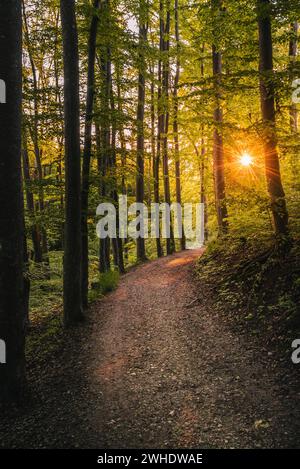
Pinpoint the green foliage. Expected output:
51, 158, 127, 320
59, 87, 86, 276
196, 231, 300, 355
21, 0, 300, 347
89, 270, 120, 303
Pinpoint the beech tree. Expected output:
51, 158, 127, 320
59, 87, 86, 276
0, 0, 25, 401
173, 0, 185, 250
136, 0, 148, 262
60, 0, 84, 325
160, 0, 175, 254
211, 0, 228, 234
81, 0, 100, 308
257, 0, 289, 238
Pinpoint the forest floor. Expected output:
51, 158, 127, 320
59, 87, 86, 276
1, 247, 300, 448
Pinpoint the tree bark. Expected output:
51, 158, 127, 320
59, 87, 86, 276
155, 46, 164, 258
136, 1, 148, 262
211, 0, 229, 235
173, 0, 185, 250
22, 143, 43, 263
161, 0, 175, 254
289, 21, 298, 133
97, 1, 112, 273
212, 44, 228, 234
81, 0, 100, 308
110, 80, 125, 273
0, 0, 26, 402
60, 0, 84, 326
257, 0, 289, 237
22, 0, 50, 266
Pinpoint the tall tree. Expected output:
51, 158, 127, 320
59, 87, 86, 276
257, 0, 289, 237
98, 0, 112, 273
173, 0, 185, 250
154, 21, 164, 258
60, 0, 84, 325
110, 79, 126, 273
161, 0, 175, 254
81, 0, 100, 309
0, 0, 26, 401
22, 0, 50, 267
212, 0, 228, 234
136, 0, 148, 262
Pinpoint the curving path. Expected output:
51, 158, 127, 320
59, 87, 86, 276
1, 248, 299, 448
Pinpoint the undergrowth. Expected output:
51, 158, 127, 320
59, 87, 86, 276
196, 233, 300, 359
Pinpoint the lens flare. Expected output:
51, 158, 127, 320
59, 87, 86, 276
240, 152, 253, 167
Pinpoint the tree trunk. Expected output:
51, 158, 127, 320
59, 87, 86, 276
116, 66, 130, 263
289, 21, 298, 133
22, 144, 43, 262
81, 0, 100, 309
110, 80, 125, 273
155, 54, 164, 258
200, 132, 208, 242
97, 117, 110, 273
97, 1, 112, 273
173, 0, 185, 251
60, 0, 84, 326
161, 0, 175, 254
22, 0, 50, 266
136, 1, 148, 262
200, 44, 208, 241
257, 0, 289, 238
0, 0, 26, 402
212, 37, 228, 233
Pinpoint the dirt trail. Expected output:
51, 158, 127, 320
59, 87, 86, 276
84, 248, 298, 448
1, 248, 299, 448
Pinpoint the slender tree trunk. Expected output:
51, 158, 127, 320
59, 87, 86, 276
110, 81, 125, 273
20, 169, 30, 326
53, 10, 64, 246
173, 0, 185, 250
150, 65, 156, 200
81, 0, 100, 308
0, 0, 26, 402
136, 2, 148, 262
116, 66, 129, 263
161, 0, 175, 254
60, 0, 84, 326
289, 22, 298, 133
200, 132, 208, 241
98, 1, 112, 273
23, 222, 30, 327
155, 52, 164, 257
97, 104, 111, 274
212, 19, 228, 234
257, 0, 289, 238
200, 44, 208, 241
189, 135, 208, 243
22, 0, 49, 265
22, 144, 43, 262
